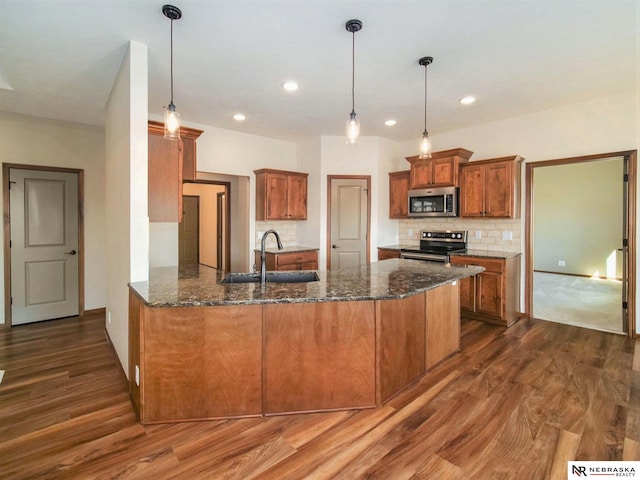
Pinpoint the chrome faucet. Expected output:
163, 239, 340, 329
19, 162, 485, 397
260, 229, 283, 285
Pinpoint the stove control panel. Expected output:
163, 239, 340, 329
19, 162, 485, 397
420, 230, 467, 242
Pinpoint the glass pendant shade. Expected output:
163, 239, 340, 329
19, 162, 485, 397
419, 130, 432, 159
346, 111, 360, 144
164, 103, 180, 140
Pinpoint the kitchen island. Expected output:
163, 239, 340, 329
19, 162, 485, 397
128, 259, 483, 424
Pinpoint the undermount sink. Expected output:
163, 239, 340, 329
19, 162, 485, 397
221, 271, 320, 284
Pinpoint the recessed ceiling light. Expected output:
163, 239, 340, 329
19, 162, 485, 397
384, 119, 397, 126
233, 113, 246, 121
282, 81, 299, 92
459, 95, 476, 105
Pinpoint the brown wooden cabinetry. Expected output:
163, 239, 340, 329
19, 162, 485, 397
148, 121, 203, 222
255, 169, 308, 220
406, 148, 473, 189
459, 156, 523, 218
255, 249, 318, 271
449, 255, 521, 326
388, 170, 410, 218
377, 248, 401, 260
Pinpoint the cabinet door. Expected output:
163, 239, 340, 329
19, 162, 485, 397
389, 171, 410, 218
378, 248, 400, 260
266, 172, 289, 220
484, 161, 513, 218
287, 173, 308, 220
148, 132, 182, 222
431, 157, 456, 186
457, 275, 475, 311
476, 271, 503, 318
410, 160, 432, 188
459, 164, 485, 217
181, 137, 197, 182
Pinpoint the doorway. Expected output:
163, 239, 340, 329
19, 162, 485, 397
181, 181, 229, 271
327, 176, 370, 270
525, 150, 637, 337
3, 164, 84, 326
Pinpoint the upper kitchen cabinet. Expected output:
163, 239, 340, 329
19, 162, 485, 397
255, 168, 308, 220
148, 121, 204, 222
406, 148, 473, 189
388, 170, 410, 218
459, 156, 523, 219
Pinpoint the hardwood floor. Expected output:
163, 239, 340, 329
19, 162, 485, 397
1, 312, 638, 479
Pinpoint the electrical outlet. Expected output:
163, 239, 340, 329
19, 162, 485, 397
475, 231, 482, 239
558, 260, 566, 267
257, 231, 264, 238
135, 365, 140, 386
408, 228, 414, 237
502, 231, 513, 241
107, 311, 111, 325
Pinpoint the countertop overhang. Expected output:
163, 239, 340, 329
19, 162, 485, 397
129, 259, 484, 308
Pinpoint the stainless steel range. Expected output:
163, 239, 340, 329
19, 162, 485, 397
400, 230, 467, 263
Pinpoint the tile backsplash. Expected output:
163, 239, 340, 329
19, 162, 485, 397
255, 221, 298, 249
399, 218, 522, 252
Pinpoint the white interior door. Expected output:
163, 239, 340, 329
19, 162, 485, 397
10, 169, 79, 325
329, 178, 369, 270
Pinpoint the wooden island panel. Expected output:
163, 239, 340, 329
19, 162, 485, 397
425, 281, 460, 369
376, 293, 426, 404
264, 301, 376, 414
136, 299, 263, 423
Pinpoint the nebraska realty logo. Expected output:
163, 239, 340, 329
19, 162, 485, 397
569, 462, 640, 478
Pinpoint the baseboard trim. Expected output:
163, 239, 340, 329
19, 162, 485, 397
534, 270, 622, 281
104, 326, 129, 390
81, 307, 106, 317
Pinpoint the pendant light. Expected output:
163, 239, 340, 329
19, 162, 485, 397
163, 4, 182, 140
418, 56, 433, 159
345, 19, 362, 144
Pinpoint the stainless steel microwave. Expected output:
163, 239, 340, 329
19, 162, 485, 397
407, 186, 458, 217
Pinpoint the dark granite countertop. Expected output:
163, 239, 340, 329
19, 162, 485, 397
451, 250, 522, 260
253, 246, 319, 254
129, 259, 484, 308
378, 244, 416, 251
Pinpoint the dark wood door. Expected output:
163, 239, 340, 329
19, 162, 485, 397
179, 195, 199, 267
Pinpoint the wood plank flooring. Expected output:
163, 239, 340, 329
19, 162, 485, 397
0, 312, 638, 479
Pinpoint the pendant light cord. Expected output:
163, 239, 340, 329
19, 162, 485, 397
170, 18, 174, 105
423, 63, 427, 134
351, 30, 355, 115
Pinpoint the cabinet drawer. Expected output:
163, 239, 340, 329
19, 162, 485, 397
276, 251, 318, 268
450, 256, 504, 274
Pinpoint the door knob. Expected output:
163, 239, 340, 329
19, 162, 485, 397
332, 244, 339, 249
65, 250, 77, 255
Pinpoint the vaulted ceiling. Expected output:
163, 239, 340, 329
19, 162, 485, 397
1, 1, 637, 143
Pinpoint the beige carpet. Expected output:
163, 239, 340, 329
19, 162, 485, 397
533, 271, 624, 334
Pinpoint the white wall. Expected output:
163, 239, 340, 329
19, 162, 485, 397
105, 41, 149, 375
0, 111, 107, 323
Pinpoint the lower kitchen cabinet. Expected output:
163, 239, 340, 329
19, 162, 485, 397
256, 249, 319, 271
449, 255, 521, 327
378, 248, 401, 260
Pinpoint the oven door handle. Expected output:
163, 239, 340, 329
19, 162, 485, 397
400, 253, 447, 262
